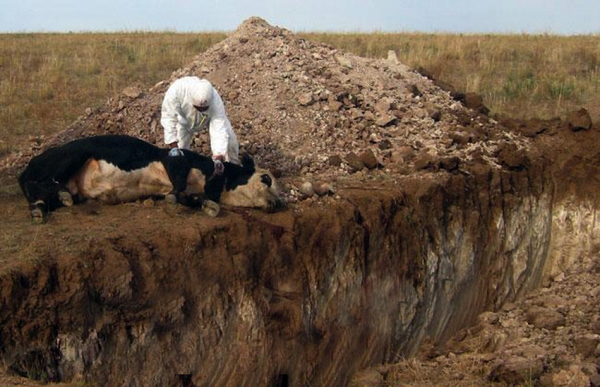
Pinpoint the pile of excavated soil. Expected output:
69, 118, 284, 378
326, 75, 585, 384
2, 16, 599, 387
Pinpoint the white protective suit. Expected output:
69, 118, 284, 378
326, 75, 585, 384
160, 76, 239, 163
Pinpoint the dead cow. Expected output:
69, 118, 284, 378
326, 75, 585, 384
18, 135, 282, 222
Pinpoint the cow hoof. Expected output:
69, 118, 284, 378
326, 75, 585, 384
202, 200, 220, 217
30, 208, 45, 224
59, 191, 74, 206
165, 194, 177, 205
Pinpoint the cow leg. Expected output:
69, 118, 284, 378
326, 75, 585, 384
165, 193, 178, 205
165, 190, 218, 216
202, 200, 220, 217
164, 191, 193, 206
176, 193, 203, 208
58, 190, 74, 207
29, 200, 48, 224
185, 193, 203, 208
165, 190, 205, 208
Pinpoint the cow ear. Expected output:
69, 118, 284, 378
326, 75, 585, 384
241, 152, 255, 170
260, 174, 272, 187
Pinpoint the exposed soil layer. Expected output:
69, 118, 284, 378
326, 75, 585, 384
1, 17, 599, 386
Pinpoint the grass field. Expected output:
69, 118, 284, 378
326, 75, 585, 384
0, 31, 598, 155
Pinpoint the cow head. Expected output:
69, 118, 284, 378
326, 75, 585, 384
220, 153, 282, 212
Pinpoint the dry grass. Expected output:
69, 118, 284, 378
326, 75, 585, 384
0, 32, 225, 154
1, 32, 598, 156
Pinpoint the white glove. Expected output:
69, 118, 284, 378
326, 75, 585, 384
214, 159, 224, 175
169, 148, 184, 157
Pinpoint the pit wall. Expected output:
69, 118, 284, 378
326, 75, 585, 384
1, 164, 598, 386
546, 199, 600, 280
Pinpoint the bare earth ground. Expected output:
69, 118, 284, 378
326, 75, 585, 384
1, 17, 600, 386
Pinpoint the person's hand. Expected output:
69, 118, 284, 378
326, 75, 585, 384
214, 159, 224, 175
169, 148, 184, 157
213, 155, 225, 175
177, 115, 188, 126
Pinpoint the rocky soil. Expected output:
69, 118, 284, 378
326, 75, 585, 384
1, 17, 599, 386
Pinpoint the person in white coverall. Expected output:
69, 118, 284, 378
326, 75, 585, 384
160, 76, 239, 174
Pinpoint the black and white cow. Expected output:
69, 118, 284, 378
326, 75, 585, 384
18, 135, 282, 222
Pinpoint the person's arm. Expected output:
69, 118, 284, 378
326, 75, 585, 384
160, 84, 186, 148
208, 117, 230, 159
161, 103, 180, 147
207, 90, 232, 160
